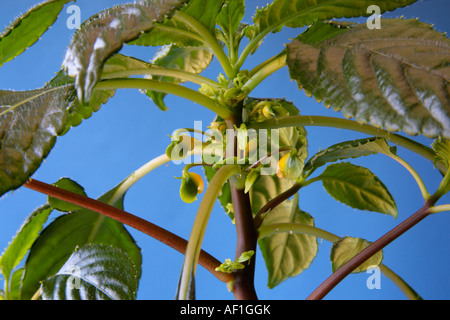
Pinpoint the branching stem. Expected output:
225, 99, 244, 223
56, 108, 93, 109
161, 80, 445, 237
306, 199, 435, 300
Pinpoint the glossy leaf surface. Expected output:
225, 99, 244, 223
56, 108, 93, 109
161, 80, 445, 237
41, 244, 139, 300
287, 19, 450, 138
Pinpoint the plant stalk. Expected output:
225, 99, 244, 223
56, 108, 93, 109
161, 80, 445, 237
249, 115, 444, 173
225, 116, 259, 300
23, 178, 233, 284
95, 78, 232, 120
177, 164, 241, 300
306, 199, 435, 300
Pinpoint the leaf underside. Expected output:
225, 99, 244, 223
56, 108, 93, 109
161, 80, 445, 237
63, 0, 189, 103
257, 192, 317, 289
331, 237, 383, 273
320, 162, 398, 217
0, 85, 73, 197
287, 19, 450, 139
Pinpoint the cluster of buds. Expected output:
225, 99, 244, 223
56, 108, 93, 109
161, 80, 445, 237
242, 99, 289, 123
199, 72, 250, 106
215, 250, 255, 274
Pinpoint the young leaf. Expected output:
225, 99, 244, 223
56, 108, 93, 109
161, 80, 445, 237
0, 85, 73, 197
0, 205, 53, 283
48, 178, 88, 212
305, 137, 394, 172
41, 244, 139, 300
319, 162, 398, 218
20, 183, 142, 300
287, 19, 450, 139
145, 45, 213, 111
216, 0, 245, 40
258, 193, 317, 288
0, 0, 73, 67
62, 0, 189, 103
330, 237, 383, 273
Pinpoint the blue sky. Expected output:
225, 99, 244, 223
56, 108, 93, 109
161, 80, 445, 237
0, 0, 449, 300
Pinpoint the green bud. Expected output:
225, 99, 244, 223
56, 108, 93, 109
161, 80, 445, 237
199, 83, 217, 98
179, 172, 204, 203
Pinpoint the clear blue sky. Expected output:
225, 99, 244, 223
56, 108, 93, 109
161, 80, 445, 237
0, 0, 449, 300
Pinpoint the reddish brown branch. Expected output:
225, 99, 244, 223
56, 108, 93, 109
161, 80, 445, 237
23, 178, 233, 284
306, 200, 435, 300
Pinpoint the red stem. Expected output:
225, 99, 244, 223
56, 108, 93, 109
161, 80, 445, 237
306, 200, 434, 300
23, 178, 233, 283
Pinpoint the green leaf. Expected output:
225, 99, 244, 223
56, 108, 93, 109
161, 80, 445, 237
48, 178, 88, 212
130, 0, 224, 47
305, 137, 395, 172
145, 45, 213, 110
216, 0, 245, 39
20, 184, 141, 300
0, 205, 53, 282
62, 0, 189, 103
330, 237, 383, 273
320, 162, 398, 217
8, 268, 25, 300
250, 0, 416, 40
287, 19, 450, 139
0, 85, 73, 197
41, 244, 139, 300
258, 193, 317, 288
0, 0, 73, 67
433, 138, 450, 171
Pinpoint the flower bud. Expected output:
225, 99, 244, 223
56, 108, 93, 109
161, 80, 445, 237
277, 152, 304, 180
179, 172, 204, 203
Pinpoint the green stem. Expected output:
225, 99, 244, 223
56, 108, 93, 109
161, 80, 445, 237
430, 168, 450, 202
95, 78, 232, 119
379, 264, 422, 300
249, 115, 443, 172
178, 164, 241, 300
389, 154, 429, 200
101, 66, 220, 88
108, 154, 171, 205
241, 52, 287, 94
429, 204, 450, 214
176, 11, 235, 79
